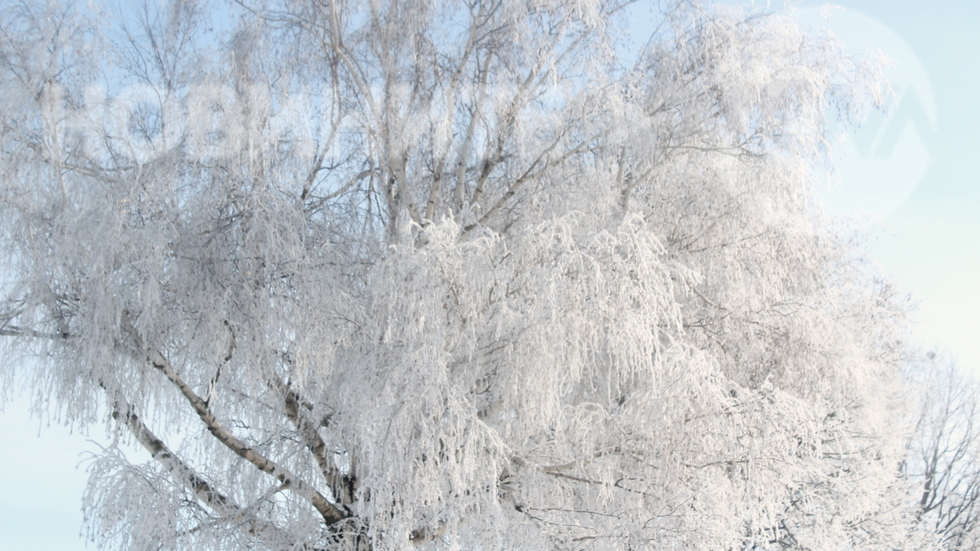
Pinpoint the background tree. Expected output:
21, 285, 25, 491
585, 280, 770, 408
906, 353, 980, 550
0, 0, 930, 549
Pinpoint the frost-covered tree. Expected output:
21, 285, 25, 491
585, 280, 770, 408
0, 0, 930, 549
906, 354, 980, 550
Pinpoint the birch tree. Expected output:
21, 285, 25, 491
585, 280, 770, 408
0, 0, 930, 549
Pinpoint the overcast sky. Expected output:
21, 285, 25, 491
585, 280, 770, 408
1, 1, 978, 549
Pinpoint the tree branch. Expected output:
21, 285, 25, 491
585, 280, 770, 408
276, 376, 355, 508
113, 403, 238, 515
111, 399, 295, 545
146, 348, 348, 525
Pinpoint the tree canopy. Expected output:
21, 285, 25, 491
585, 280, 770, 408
0, 0, 937, 549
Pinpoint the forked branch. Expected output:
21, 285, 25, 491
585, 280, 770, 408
146, 349, 348, 525
110, 399, 294, 545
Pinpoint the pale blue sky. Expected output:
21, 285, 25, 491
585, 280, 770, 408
1, 2, 978, 549
814, 0, 980, 375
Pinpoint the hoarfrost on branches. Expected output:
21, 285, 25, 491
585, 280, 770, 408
0, 0, 932, 549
